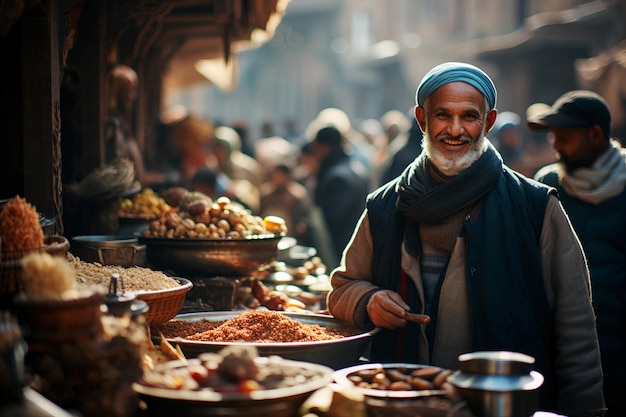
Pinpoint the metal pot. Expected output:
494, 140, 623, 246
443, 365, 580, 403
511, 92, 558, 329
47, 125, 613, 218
448, 351, 544, 417
71, 235, 146, 267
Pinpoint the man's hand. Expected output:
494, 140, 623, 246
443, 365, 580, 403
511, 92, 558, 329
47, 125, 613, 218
366, 290, 411, 329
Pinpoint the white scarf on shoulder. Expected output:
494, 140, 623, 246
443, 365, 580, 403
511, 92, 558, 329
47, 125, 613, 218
559, 139, 626, 204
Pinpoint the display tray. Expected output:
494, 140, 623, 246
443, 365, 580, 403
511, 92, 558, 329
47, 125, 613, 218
152, 311, 379, 370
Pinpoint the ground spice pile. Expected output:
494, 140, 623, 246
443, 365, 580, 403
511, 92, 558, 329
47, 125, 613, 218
157, 310, 357, 343
0, 195, 44, 251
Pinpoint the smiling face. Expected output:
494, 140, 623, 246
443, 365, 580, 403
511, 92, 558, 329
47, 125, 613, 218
415, 82, 497, 176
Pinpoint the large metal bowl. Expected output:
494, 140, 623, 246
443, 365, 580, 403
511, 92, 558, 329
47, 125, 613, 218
154, 311, 379, 369
137, 234, 282, 277
133, 356, 333, 417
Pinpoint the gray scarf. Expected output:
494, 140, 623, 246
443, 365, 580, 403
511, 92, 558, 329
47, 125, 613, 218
559, 139, 626, 204
396, 143, 503, 224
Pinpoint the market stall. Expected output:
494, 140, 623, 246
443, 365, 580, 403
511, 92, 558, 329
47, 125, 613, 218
0, 193, 557, 417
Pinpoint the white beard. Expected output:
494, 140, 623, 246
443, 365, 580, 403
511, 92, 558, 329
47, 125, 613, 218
422, 129, 488, 176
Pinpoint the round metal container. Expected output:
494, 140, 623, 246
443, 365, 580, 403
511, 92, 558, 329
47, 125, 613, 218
448, 351, 544, 417
137, 234, 282, 277
154, 311, 379, 370
71, 235, 146, 267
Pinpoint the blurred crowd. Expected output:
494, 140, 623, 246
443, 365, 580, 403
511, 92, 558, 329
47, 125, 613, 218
138, 103, 555, 271
75, 64, 555, 271
145, 106, 415, 269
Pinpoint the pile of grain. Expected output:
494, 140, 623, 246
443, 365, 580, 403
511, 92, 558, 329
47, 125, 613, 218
67, 253, 179, 294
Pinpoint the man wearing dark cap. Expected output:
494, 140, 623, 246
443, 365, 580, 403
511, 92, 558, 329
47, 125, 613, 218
530, 90, 626, 417
310, 125, 370, 268
327, 63, 605, 417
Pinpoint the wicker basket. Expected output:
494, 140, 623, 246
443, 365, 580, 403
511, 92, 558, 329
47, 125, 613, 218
0, 235, 70, 305
136, 277, 192, 325
12, 291, 104, 351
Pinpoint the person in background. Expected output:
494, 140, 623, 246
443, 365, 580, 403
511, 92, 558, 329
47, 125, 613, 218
210, 136, 260, 213
374, 110, 413, 186
491, 111, 526, 174
189, 166, 232, 201
327, 62, 605, 417
310, 125, 370, 269
358, 117, 387, 188
213, 125, 265, 188
169, 114, 216, 186
104, 64, 166, 186
259, 162, 311, 243
379, 117, 423, 185
229, 119, 256, 158
306, 107, 373, 178
292, 140, 337, 267
529, 90, 626, 417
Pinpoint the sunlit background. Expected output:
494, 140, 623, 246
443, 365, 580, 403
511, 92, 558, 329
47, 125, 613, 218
165, 0, 626, 144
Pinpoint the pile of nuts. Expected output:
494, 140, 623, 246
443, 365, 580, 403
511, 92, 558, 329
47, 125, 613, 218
346, 365, 453, 392
142, 196, 286, 239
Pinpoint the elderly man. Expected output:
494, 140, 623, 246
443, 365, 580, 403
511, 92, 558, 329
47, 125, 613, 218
327, 62, 605, 417
529, 90, 626, 417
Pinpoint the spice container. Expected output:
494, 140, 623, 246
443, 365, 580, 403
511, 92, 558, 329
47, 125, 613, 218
448, 351, 544, 417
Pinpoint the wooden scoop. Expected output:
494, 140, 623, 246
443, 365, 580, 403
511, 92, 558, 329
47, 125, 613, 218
403, 311, 431, 325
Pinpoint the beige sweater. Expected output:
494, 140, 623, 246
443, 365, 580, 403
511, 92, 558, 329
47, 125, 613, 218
328, 195, 605, 415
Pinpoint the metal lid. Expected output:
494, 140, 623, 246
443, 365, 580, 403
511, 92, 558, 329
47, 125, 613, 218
457, 351, 535, 375
448, 370, 544, 392
72, 235, 138, 248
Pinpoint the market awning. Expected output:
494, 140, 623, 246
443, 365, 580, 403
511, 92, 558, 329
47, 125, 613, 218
161, 0, 291, 94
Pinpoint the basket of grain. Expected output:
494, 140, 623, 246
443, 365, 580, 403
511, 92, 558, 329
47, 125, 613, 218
69, 253, 193, 325
136, 278, 193, 325
10, 252, 104, 351
1, 236, 71, 291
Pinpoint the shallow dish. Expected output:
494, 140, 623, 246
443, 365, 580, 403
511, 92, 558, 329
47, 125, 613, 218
133, 356, 333, 417
332, 363, 447, 399
332, 363, 474, 417
138, 234, 282, 277
153, 311, 378, 369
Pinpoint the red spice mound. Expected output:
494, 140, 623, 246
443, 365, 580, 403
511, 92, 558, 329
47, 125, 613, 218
157, 310, 357, 343
0, 195, 44, 251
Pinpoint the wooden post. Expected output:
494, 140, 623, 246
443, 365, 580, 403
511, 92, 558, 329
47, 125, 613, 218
20, 1, 62, 233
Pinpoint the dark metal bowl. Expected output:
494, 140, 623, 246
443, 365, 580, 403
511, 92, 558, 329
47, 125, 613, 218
155, 311, 379, 369
137, 234, 282, 277
133, 356, 333, 417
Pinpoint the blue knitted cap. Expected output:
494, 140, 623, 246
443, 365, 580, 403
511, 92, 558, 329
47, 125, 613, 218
416, 62, 497, 110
